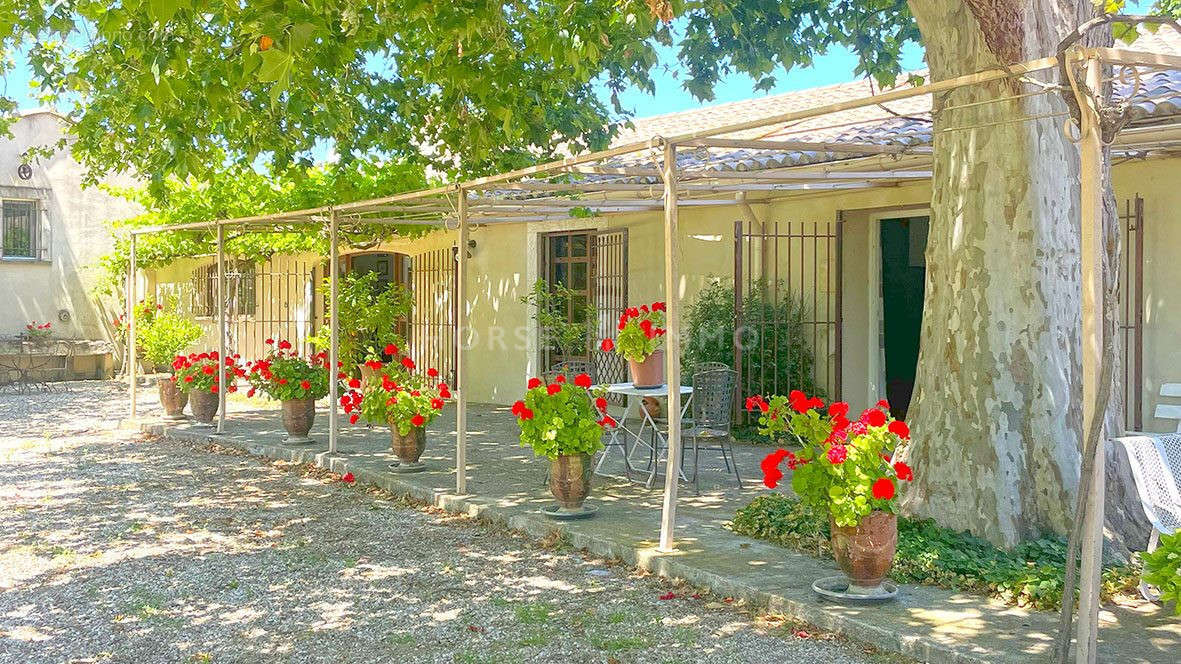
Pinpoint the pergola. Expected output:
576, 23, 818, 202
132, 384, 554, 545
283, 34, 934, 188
123, 32, 1181, 664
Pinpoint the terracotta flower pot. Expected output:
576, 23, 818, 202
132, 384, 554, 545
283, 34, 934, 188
830, 511, 898, 591
188, 389, 219, 425
628, 349, 665, 388
158, 377, 188, 421
281, 397, 316, 443
549, 453, 594, 510
358, 363, 377, 384
388, 423, 426, 471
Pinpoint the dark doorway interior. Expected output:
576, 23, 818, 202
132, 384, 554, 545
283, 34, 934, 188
880, 217, 928, 419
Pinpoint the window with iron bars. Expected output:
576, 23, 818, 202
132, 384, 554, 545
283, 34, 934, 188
192, 261, 257, 317
1, 199, 40, 259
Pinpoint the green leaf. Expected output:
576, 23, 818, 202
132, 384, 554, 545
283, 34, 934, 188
148, 0, 186, 24
257, 48, 293, 83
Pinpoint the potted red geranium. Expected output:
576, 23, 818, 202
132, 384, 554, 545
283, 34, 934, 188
245, 339, 332, 443
341, 355, 448, 472
514, 372, 616, 518
174, 351, 243, 426
600, 302, 666, 388
24, 321, 53, 341
750, 391, 913, 597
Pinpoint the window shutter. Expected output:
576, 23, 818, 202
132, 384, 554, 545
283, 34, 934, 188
38, 204, 51, 262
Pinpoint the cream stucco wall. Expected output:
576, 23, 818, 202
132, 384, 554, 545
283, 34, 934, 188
0, 111, 143, 340
143, 155, 1179, 415
1112, 157, 1181, 431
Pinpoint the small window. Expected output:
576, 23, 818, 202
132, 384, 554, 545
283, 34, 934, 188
2, 199, 38, 259
192, 260, 257, 317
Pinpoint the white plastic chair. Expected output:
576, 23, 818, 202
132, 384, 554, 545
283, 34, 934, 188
1114, 433, 1181, 601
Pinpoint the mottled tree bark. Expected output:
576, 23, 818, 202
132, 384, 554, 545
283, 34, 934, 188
901, 0, 1148, 548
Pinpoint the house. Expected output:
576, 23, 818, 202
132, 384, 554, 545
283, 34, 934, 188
0, 110, 143, 380
142, 30, 1181, 431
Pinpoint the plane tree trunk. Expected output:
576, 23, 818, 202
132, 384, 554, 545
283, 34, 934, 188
901, 0, 1148, 549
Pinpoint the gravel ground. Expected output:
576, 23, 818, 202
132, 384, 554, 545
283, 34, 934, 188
0, 381, 899, 664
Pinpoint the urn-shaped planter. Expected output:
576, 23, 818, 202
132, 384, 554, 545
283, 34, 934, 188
829, 511, 898, 592
548, 453, 594, 512
627, 349, 665, 388
158, 377, 188, 421
281, 397, 316, 444
388, 422, 426, 473
188, 389, 219, 426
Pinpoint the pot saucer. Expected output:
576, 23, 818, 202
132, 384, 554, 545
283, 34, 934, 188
388, 461, 427, 473
811, 576, 898, 602
541, 504, 598, 520
284, 435, 315, 445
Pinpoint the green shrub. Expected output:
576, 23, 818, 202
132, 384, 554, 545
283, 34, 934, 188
1143, 531, 1181, 614
731, 493, 1139, 611
139, 312, 203, 368
309, 271, 412, 369
682, 279, 819, 397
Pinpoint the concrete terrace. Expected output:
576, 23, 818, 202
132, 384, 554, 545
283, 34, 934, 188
132, 387, 1179, 664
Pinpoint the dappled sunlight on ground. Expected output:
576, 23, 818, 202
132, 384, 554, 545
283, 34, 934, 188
0, 381, 884, 663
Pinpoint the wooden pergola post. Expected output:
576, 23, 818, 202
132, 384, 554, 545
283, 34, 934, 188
1075, 53, 1106, 664
216, 224, 227, 433
127, 234, 137, 418
657, 139, 683, 553
328, 208, 340, 454
455, 188, 470, 495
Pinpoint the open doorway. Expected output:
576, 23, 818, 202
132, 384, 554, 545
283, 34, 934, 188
879, 217, 928, 419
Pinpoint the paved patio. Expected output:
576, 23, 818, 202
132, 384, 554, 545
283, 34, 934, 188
136, 386, 1180, 664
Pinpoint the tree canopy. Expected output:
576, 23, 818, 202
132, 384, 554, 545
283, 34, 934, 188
2, 1, 933, 193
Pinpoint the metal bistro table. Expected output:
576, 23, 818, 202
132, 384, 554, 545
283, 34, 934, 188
595, 382, 693, 488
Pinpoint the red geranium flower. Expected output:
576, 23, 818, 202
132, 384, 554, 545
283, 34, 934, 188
871, 477, 895, 500
888, 420, 910, 439
595, 397, 608, 412
598, 415, 617, 428
401, 356, 416, 370
278, 340, 292, 350
863, 408, 887, 427
209, 384, 219, 394
554, 374, 566, 383
341, 472, 355, 483
427, 367, 439, 378
893, 461, 914, 482
527, 377, 542, 390
300, 379, 311, 390
574, 373, 591, 389
760, 448, 790, 488
384, 343, 398, 355
410, 414, 425, 427
349, 413, 359, 424
546, 383, 562, 396
600, 338, 615, 352
826, 444, 847, 465
348, 377, 361, 389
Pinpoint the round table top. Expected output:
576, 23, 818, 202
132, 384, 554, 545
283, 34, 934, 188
602, 382, 693, 397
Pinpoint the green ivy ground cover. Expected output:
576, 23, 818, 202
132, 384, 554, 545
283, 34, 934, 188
731, 494, 1140, 611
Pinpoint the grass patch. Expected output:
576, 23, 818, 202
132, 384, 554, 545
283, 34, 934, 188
513, 601, 555, 625
731, 494, 1139, 611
